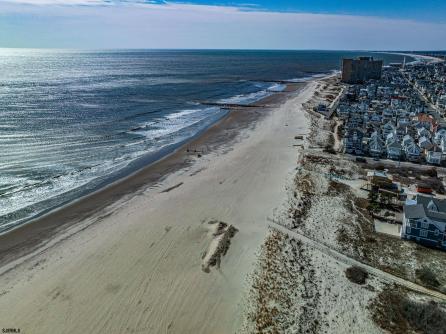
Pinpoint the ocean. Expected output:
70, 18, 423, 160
0, 49, 407, 233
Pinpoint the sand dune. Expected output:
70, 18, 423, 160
0, 82, 317, 334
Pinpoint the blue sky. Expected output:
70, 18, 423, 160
0, 0, 445, 50
180, 0, 446, 21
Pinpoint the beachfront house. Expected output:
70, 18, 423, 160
402, 134, 415, 147
367, 170, 393, 189
426, 147, 443, 165
344, 129, 364, 155
404, 142, 422, 162
368, 132, 384, 157
401, 195, 446, 250
386, 139, 402, 160
386, 131, 397, 145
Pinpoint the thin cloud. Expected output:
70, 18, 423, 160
0, 1, 445, 50
2, 0, 105, 4
1, 0, 164, 4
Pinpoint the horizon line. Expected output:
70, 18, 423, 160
0, 47, 445, 52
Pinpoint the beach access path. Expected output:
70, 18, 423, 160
269, 222, 446, 302
0, 81, 318, 334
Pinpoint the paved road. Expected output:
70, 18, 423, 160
342, 154, 446, 173
269, 221, 446, 301
307, 143, 446, 172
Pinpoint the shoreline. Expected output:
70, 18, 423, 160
0, 82, 302, 236
383, 51, 444, 64
0, 75, 321, 334
0, 82, 305, 268
242, 72, 446, 333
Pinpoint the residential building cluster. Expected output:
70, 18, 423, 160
339, 63, 446, 165
404, 62, 446, 114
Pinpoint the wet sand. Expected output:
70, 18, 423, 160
0, 81, 317, 333
0, 83, 303, 267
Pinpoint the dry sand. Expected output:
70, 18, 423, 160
0, 81, 318, 333
238, 77, 446, 334
239, 80, 386, 334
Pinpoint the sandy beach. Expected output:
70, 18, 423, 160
0, 80, 316, 333
240, 76, 446, 334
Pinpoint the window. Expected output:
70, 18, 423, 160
410, 221, 418, 228
406, 226, 412, 234
435, 229, 439, 236
421, 221, 429, 229
420, 230, 428, 238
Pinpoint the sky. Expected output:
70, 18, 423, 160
0, 0, 445, 50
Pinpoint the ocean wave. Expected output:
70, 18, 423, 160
132, 107, 222, 140
165, 109, 199, 120
0, 106, 228, 233
267, 83, 286, 92
289, 71, 337, 82
218, 82, 284, 105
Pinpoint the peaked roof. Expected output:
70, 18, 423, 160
406, 143, 421, 152
405, 195, 446, 227
387, 139, 401, 149
383, 121, 395, 129
416, 195, 446, 212
419, 136, 432, 144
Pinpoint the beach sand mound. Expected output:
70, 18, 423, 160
201, 221, 238, 273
